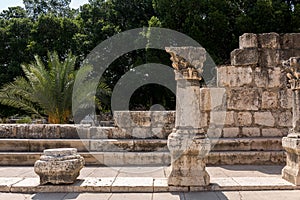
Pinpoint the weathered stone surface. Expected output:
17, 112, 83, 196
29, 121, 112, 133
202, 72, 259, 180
223, 128, 240, 138
262, 91, 278, 109
258, 33, 280, 49
168, 134, 210, 186
277, 111, 293, 127
241, 128, 260, 137
200, 112, 208, 128
239, 33, 258, 49
34, 148, 84, 185
200, 88, 226, 111
236, 112, 252, 126
228, 89, 260, 110
279, 89, 293, 109
207, 127, 222, 138
259, 49, 281, 67
254, 67, 283, 88
166, 47, 210, 187
282, 137, 300, 185
210, 111, 234, 126
217, 66, 252, 87
282, 33, 300, 49
262, 128, 285, 137
254, 112, 275, 127
280, 89, 293, 109
231, 49, 259, 66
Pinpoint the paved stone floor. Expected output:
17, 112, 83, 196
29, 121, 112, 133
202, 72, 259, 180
1, 190, 300, 200
0, 165, 300, 199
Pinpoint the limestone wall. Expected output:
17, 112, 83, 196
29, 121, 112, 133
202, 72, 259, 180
0, 111, 176, 139
208, 33, 298, 138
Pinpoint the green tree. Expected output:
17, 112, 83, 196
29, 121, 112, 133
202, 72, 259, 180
28, 15, 82, 62
0, 18, 33, 86
23, 0, 72, 19
0, 6, 27, 20
0, 52, 76, 123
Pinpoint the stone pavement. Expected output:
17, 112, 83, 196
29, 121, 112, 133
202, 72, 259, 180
0, 165, 300, 199
2, 190, 300, 200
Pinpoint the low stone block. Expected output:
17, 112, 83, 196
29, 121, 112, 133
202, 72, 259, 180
277, 111, 293, 127
241, 128, 260, 137
34, 148, 85, 185
236, 112, 252, 126
262, 91, 278, 109
207, 127, 222, 139
268, 67, 284, 88
259, 49, 281, 67
210, 111, 234, 126
282, 33, 295, 49
217, 66, 253, 87
223, 128, 240, 138
239, 33, 258, 49
258, 33, 280, 49
262, 128, 285, 137
200, 88, 226, 111
254, 67, 282, 88
283, 33, 300, 49
231, 49, 259, 66
254, 112, 275, 127
227, 89, 260, 110
90, 140, 134, 152
280, 89, 293, 109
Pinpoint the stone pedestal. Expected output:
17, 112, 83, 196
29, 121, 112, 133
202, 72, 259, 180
34, 148, 84, 185
166, 47, 210, 187
282, 57, 300, 185
282, 137, 300, 185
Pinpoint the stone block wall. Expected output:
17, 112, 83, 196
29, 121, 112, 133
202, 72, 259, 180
114, 33, 296, 139
204, 32, 298, 138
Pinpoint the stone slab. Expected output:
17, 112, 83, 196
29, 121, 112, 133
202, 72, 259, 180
2, 176, 299, 193
0, 178, 23, 192
111, 177, 154, 192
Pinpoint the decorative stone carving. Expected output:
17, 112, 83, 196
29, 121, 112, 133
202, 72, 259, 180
34, 148, 84, 185
165, 47, 210, 187
165, 47, 205, 81
282, 57, 300, 185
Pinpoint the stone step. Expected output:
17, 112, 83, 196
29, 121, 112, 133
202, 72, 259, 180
213, 138, 283, 151
0, 137, 283, 152
0, 139, 168, 152
3, 176, 298, 193
0, 151, 285, 166
0, 125, 172, 139
208, 151, 286, 165
0, 124, 288, 140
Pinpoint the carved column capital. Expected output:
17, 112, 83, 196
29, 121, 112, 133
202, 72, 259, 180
283, 57, 300, 90
165, 47, 206, 81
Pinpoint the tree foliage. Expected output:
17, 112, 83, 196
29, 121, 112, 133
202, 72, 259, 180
0, 52, 77, 123
1, 0, 300, 117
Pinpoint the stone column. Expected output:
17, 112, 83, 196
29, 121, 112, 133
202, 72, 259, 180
282, 57, 300, 185
165, 47, 210, 187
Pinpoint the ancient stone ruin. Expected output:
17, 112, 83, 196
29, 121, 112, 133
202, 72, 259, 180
0, 33, 300, 186
34, 148, 84, 185
165, 47, 210, 186
281, 56, 300, 185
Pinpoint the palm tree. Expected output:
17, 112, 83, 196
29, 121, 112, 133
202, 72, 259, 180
0, 52, 76, 124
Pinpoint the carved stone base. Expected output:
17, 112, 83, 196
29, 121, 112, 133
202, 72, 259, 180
34, 148, 85, 185
282, 137, 300, 185
167, 132, 210, 186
